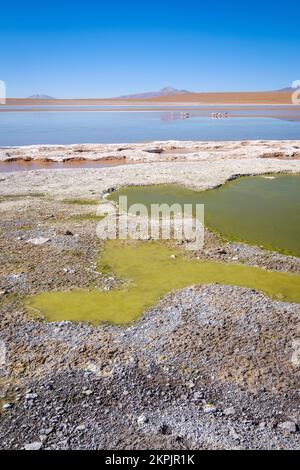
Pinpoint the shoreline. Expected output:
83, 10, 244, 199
1, 140, 300, 200
1, 140, 300, 165
1, 104, 300, 117
1, 143, 300, 199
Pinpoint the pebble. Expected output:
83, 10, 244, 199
25, 393, 38, 400
223, 406, 236, 416
277, 421, 298, 433
82, 389, 93, 396
63, 268, 76, 274
75, 424, 86, 431
24, 441, 43, 450
2, 403, 12, 410
193, 391, 204, 400
42, 428, 54, 435
26, 237, 50, 246
258, 421, 267, 429
137, 414, 148, 425
203, 404, 217, 414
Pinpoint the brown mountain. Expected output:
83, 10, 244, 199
118, 86, 192, 99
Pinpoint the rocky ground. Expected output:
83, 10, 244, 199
0, 154, 300, 450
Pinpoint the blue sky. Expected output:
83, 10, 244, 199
1, 0, 299, 97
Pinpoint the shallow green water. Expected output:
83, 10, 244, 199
28, 240, 300, 325
109, 174, 300, 257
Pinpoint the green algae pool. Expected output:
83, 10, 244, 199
109, 174, 300, 257
28, 240, 300, 325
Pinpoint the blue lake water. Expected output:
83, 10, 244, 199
0, 109, 300, 145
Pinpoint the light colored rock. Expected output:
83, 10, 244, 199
0, 340, 6, 367
193, 391, 204, 400
75, 424, 86, 431
277, 421, 298, 433
137, 414, 148, 426
258, 422, 267, 429
291, 339, 300, 366
25, 393, 38, 400
26, 237, 50, 246
42, 428, 54, 435
2, 403, 12, 410
24, 441, 43, 450
223, 406, 236, 416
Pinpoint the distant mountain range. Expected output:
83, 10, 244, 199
27, 94, 55, 99
118, 87, 192, 99
275, 87, 295, 92
23, 85, 298, 101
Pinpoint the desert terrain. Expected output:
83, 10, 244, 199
3, 90, 294, 107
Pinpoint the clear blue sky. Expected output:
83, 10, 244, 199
1, 0, 299, 97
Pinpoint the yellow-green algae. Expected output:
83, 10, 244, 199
109, 174, 300, 257
63, 198, 100, 206
28, 240, 300, 325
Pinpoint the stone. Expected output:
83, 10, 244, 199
75, 424, 86, 431
277, 421, 298, 433
137, 414, 148, 426
203, 403, 217, 414
26, 237, 50, 246
193, 391, 204, 400
25, 393, 38, 400
24, 441, 43, 450
144, 148, 164, 154
43, 428, 54, 435
223, 406, 236, 416
82, 389, 93, 396
85, 362, 100, 375
63, 267, 76, 274
2, 403, 12, 410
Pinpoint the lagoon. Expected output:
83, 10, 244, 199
1, 109, 300, 145
110, 174, 300, 257
28, 240, 300, 325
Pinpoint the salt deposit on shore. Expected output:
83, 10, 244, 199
0, 144, 300, 200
